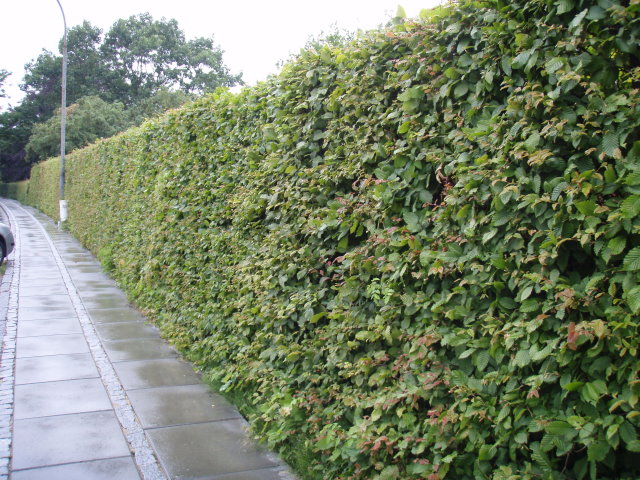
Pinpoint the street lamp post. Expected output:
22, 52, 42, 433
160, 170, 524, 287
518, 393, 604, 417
56, 0, 68, 224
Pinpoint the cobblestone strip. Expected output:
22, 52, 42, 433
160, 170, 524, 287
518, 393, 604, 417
0, 202, 19, 479
10, 202, 167, 480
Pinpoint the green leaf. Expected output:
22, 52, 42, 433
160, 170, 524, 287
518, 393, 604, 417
524, 132, 541, 152
562, 381, 584, 391
624, 286, 640, 313
624, 171, 640, 186
310, 312, 327, 323
444, 67, 460, 79
587, 441, 609, 462
551, 182, 568, 201
623, 247, 640, 271
620, 195, 640, 219
419, 250, 432, 266
619, 421, 637, 444
545, 57, 564, 73
478, 444, 497, 461
482, 229, 497, 244
475, 350, 490, 371
501, 56, 512, 76
454, 82, 469, 98
607, 236, 626, 255
262, 125, 277, 141
546, 421, 575, 436
601, 133, 621, 158
569, 8, 588, 28
404, 211, 421, 232
586, 5, 606, 20
520, 299, 539, 312
355, 330, 376, 342
512, 51, 531, 70
627, 440, 640, 452
499, 296, 517, 309
556, 0, 575, 14
397, 121, 411, 134
515, 349, 530, 367
575, 200, 596, 216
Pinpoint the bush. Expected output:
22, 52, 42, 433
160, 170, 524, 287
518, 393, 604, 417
12, 0, 640, 478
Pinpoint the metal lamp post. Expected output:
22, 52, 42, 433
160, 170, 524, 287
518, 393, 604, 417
56, 0, 68, 224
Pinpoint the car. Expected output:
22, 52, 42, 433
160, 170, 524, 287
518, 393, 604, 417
0, 222, 15, 264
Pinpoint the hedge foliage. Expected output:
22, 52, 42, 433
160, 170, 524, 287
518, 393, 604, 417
8, 0, 640, 478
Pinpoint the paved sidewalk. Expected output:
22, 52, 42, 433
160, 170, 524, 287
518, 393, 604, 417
0, 199, 295, 480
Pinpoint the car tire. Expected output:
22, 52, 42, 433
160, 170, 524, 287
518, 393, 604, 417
0, 241, 5, 265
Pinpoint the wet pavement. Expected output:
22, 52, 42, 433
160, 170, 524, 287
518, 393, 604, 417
0, 199, 296, 480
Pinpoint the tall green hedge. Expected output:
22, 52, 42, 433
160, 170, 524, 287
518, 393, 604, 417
13, 0, 640, 478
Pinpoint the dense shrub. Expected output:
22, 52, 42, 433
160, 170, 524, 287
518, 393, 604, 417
0, 180, 29, 204
10, 0, 640, 478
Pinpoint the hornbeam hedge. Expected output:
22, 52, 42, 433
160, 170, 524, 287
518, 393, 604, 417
11, 0, 640, 478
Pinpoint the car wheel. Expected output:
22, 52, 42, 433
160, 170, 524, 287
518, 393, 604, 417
0, 241, 5, 265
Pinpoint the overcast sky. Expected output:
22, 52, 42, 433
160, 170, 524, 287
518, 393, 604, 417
1, 0, 440, 110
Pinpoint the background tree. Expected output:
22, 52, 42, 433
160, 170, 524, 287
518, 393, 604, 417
0, 70, 9, 99
25, 96, 130, 161
100, 14, 241, 104
126, 88, 193, 125
0, 12, 242, 180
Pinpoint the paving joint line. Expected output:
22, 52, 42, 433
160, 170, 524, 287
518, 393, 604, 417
9, 201, 167, 480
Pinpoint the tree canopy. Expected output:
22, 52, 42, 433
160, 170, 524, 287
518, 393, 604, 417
0, 70, 9, 99
0, 12, 242, 182
25, 96, 130, 161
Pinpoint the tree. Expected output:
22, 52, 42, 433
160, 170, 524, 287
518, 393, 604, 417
64, 21, 110, 102
0, 70, 9, 99
25, 96, 130, 162
19, 51, 62, 123
0, 108, 31, 181
100, 13, 242, 104
0, 12, 242, 181
126, 88, 193, 125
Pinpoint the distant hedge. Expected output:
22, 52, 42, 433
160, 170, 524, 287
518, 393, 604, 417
8, 0, 640, 478
0, 180, 29, 205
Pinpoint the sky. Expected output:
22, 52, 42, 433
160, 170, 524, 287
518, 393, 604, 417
0, 0, 441, 110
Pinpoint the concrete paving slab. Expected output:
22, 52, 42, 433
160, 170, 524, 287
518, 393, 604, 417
66, 265, 105, 274
18, 318, 82, 337
18, 306, 76, 321
95, 322, 160, 341
19, 284, 69, 297
127, 384, 241, 428
12, 411, 131, 470
14, 378, 111, 419
204, 466, 297, 480
70, 279, 118, 290
16, 278, 66, 288
15, 353, 99, 385
66, 272, 115, 283
65, 253, 99, 263
17, 334, 89, 358
88, 308, 147, 324
146, 420, 280, 479
18, 296, 74, 310
114, 358, 201, 389
20, 263, 58, 271
12, 456, 141, 480
81, 295, 133, 310
79, 288, 129, 300
102, 338, 179, 362
19, 271, 62, 280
